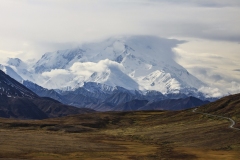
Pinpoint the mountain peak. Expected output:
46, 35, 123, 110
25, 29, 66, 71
1, 36, 209, 98
7, 58, 25, 68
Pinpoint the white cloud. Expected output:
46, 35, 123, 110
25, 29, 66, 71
1, 0, 240, 61
42, 69, 71, 79
229, 81, 240, 94
174, 38, 240, 95
40, 59, 124, 89
151, 0, 240, 7
71, 59, 123, 74
198, 87, 223, 98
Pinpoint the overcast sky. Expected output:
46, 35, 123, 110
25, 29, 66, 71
1, 0, 240, 94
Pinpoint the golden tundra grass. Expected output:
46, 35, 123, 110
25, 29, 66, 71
0, 110, 239, 159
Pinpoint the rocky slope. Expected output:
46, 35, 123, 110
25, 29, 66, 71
0, 70, 94, 119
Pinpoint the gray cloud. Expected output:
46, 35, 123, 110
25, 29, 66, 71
233, 69, 240, 72
174, 38, 240, 95
1, 0, 240, 61
210, 74, 224, 82
150, 0, 240, 7
189, 67, 225, 82
184, 66, 240, 94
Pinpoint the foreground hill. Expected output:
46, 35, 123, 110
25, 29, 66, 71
198, 93, 240, 123
0, 93, 239, 159
0, 70, 94, 119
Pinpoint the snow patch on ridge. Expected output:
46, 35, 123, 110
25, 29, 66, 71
137, 70, 181, 94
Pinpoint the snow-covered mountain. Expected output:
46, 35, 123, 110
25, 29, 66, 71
0, 58, 36, 83
0, 69, 37, 99
0, 35, 217, 111
0, 36, 209, 99
30, 36, 205, 94
0, 70, 94, 119
0, 64, 23, 82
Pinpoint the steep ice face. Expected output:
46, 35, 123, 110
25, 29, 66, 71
34, 48, 85, 73
136, 70, 181, 94
86, 60, 139, 90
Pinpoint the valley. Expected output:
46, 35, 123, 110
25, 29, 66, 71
0, 109, 239, 160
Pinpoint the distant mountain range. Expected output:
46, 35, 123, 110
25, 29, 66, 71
1, 36, 207, 93
0, 36, 218, 112
0, 69, 209, 118
22, 79, 209, 111
0, 70, 94, 119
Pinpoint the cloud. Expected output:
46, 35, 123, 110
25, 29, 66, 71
1, 0, 240, 61
42, 69, 71, 78
174, 39, 240, 95
150, 0, 240, 7
233, 69, 240, 72
198, 87, 223, 98
40, 59, 124, 89
70, 59, 124, 76
189, 67, 225, 83
229, 81, 240, 94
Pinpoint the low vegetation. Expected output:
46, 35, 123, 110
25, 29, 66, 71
199, 93, 240, 128
0, 109, 239, 159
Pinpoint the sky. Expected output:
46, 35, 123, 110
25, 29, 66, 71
0, 0, 240, 94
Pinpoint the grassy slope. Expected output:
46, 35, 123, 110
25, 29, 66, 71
0, 110, 239, 160
198, 93, 240, 127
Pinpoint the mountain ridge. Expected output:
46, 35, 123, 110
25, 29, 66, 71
0, 36, 221, 110
23, 79, 210, 111
0, 70, 94, 119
